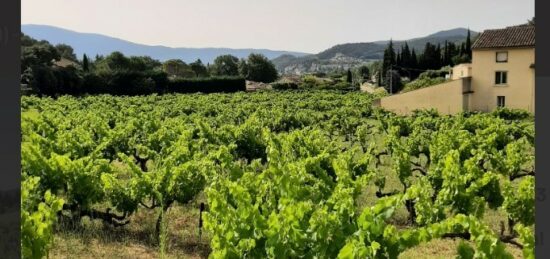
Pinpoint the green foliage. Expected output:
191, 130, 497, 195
384, 70, 402, 94
402, 77, 446, 93
242, 54, 279, 83
382, 40, 396, 83
401, 67, 451, 93
82, 54, 90, 72
21, 91, 534, 258
162, 59, 195, 79
190, 59, 210, 78
166, 77, 246, 93
55, 44, 78, 62
271, 81, 299, 90
211, 55, 240, 77
21, 39, 60, 70
21, 176, 64, 259
491, 108, 532, 121
356, 65, 370, 81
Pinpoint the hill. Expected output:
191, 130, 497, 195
21, 24, 311, 63
273, 28, 479, 75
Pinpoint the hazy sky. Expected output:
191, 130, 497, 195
22, 0, 534, 53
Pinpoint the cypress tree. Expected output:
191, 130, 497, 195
346, 69, 352, 83
436, 43, 442, 68
402, 43, 411, 68
409, 49, 418, 79
443, 41, 449, 67
82, 54, 89, 72
465, 29, 472, 62
459, 42, 465, 57
382, 40, 396, 85
396, 51, 401, 67
418, 43, 441, 70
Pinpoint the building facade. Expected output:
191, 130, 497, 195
377, 25, 535, 115
450, 63, 472, 80
468, 25, 535, 113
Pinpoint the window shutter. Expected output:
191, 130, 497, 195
496, 52, 508, 62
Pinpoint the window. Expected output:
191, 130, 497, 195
496, 51, 508, 63
497, 96, 506, 107
495, 71, 507, 85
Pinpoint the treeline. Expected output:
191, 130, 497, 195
376, 30, 474, 93
21, 34, 279, 96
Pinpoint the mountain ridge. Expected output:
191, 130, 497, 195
23, 24, 479, 74
273, 28, 479, 74
21, 24, 311, 63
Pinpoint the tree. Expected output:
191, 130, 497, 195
356, 65, 370, 81
21, 33, 38, 47
211, 55, 240, 76
55, 44, 78, 61
238, 58, 249, 78
52, 66, 83, 95
400, 43, 412, 69
243, 54, 278, 83
436, 43, 442, 68
29, 65, 58, 95
94, 51, 130, 72
382, 40, 396, 84
410, 49, 419, 79
162, 59, 195, 78
419, 43, 440, 70
190, 59, 209, 78
384, 69, 402, 94
465, 29, 472, 62
82, 54, 90, 72
21, 41, 60, 71
346, 69, 353, 83
129, 56, 162, 71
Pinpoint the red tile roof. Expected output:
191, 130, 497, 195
472, 25, 535, 49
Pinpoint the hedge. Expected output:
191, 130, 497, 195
165, 77, 246, 94
31, 69, 246, 96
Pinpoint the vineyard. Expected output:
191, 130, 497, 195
21, 91, 534, 258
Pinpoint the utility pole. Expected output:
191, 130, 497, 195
390, 64, 393, 94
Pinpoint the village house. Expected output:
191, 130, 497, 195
377, 24, 535, 115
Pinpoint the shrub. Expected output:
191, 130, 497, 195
492, 108, 532, 120
52, 66, 83, 95
417, 66, 451, 80
98, 70, 157, 95
331, 81, 355, 91
402, 77, 446, 93
271, 82, 299, 90
299, 75, 326, 89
